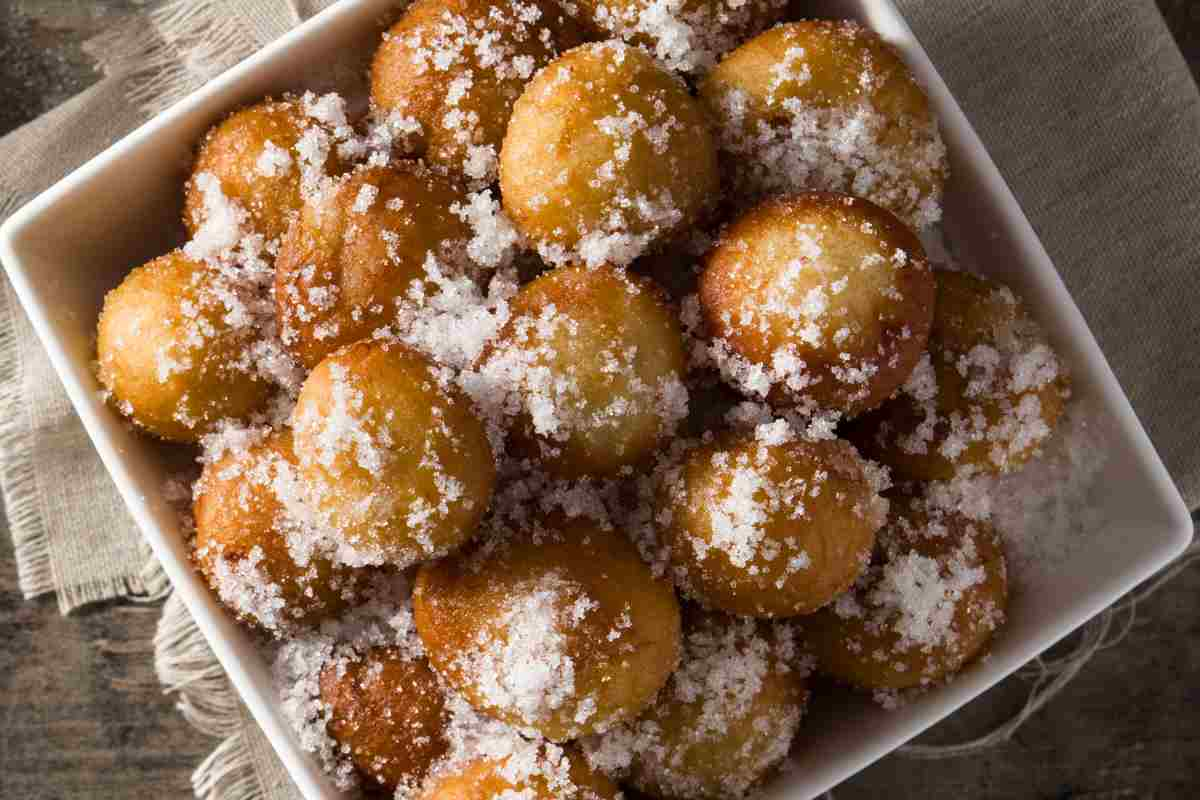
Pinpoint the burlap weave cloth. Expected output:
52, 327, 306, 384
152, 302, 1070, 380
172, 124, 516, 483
0, 1, 1197, 798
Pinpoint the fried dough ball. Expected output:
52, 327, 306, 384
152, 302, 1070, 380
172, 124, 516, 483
567, 0, 787, 74
193, 431, 366, 633
291, 340, 496, 568
699, 193, 935, 417
848, 269, 1070, 481
370, 0, 583, 183
319, 645, 449, 793
500, 41, 719, 268
275, 163, 475, 369
96, 251, 271, 442
699, 20, 948, 230
585, 612, 807, 800
658, 424, 887, 617
421, 747, 620, 800
472, 265, 688, 477
801, 497, 1009, 691
185, 96, 342, 244
413, 519, 682, 740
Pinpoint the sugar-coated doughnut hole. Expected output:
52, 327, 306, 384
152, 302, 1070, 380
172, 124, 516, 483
500, 41, 719, 268
700, 20, 948, 230
275, 163, 476, 369
659, 425, 887, 617
801, 497, 1009, 691
585, 611, 807, 800
370, 0, 583, 183
472, 264, 688, 477
318, 645, 450, 793
566, 0, 788, 74
291, 340, 496, 568
184, 96, 342, 244
413, 519, 682, 741
699, 192, 934, 417
848, 269, 1070, 481
96, 251, 271, 442
193, 430, 367, 633
420, 747, 620, 800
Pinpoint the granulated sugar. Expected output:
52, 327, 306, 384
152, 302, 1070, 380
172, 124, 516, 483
869, 548, 984, 651
454, 573, 586, 729
703, 20, 948, 231
584, 0, 787, 75
274, 571, 425, 790
927, 401, 1110, 589
583, 615, 808, 799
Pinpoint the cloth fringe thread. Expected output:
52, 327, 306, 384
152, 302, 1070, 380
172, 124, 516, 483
193, 731, 267, 800
156, 593, 242, 739
135, 545, 175, 603
156, 592, 261, 800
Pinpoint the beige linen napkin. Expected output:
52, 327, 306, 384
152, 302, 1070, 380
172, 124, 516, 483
1, 1, 1198, 799
0, 77, 167, 611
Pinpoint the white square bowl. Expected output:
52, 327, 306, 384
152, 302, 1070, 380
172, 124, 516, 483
0, 1, 1192, 798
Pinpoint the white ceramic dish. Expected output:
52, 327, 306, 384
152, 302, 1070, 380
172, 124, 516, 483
0, 1, 1191, 797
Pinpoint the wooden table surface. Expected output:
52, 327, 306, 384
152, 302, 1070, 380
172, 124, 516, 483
1, 1, 1198, 798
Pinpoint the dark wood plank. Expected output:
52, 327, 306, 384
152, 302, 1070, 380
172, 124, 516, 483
0, 1, 1197, 798
0, 545, 211, 799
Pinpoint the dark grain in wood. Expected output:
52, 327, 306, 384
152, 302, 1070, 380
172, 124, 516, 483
0, 0, 1197, 798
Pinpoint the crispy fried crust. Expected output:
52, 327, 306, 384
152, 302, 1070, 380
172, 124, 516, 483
414, 520, 682, 741
660, 430, 885, 617
500, 42, 719, 265
802, 498, 1009, 691
291, 340, 496, 567
319, 646, 450, 792
479, 264, 688, 477
96, 251, 271, 442
370, 0, 584, 180
274, 164, 474, 369
699, 192, 934, 416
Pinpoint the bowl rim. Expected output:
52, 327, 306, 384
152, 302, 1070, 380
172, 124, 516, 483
0, 0, 1192, 798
